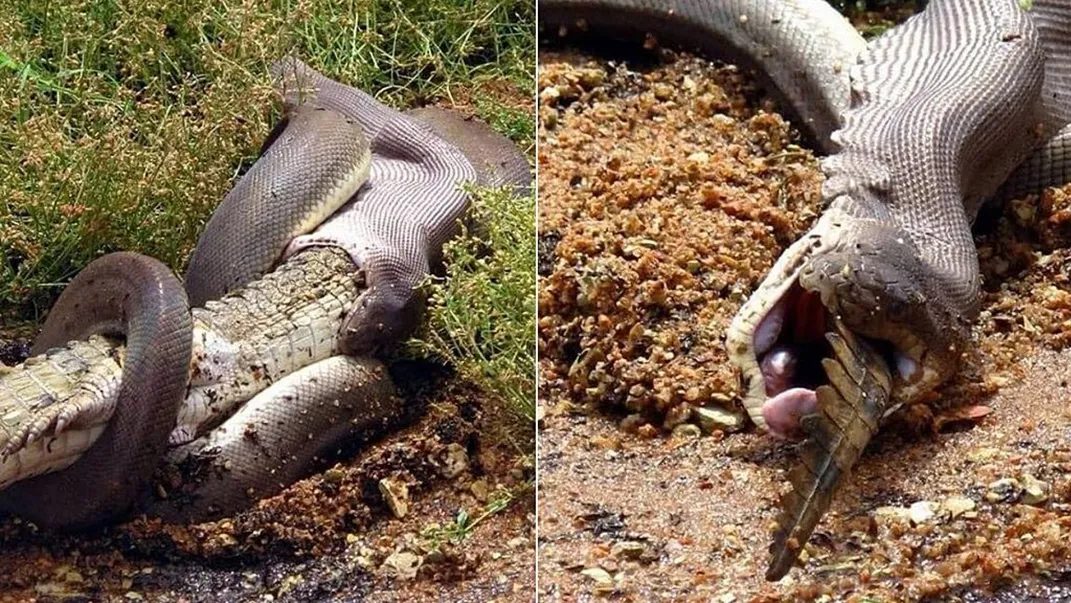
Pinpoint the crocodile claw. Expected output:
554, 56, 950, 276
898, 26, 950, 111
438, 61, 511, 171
4, 390, 102, 458
1, 357, 121, 459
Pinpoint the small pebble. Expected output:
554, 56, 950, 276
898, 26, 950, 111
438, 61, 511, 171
323, 468, 345, 483
382, 551, 422, 580
672, 424, 701, 439
909, 501, 939, 524
580, 567, 614, 593
379, 478, 409, 518
1021, 474, 1050, 505
874, 506, 911, 521
942, 496, 977, 518
986, 478, 1022, 503
441, 443, 469, 478
692, 406, 745, 434
540, 86, 561, 104
470, 479, 490, 502
610, 541, 646, 559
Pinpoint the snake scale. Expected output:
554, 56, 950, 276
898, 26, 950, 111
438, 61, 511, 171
0, 58, 531, 528
542, 0, 1071, 580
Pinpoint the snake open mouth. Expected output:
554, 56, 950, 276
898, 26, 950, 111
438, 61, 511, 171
753, 282, 919, 440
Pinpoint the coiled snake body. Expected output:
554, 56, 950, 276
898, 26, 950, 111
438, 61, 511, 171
542, 0, 1071, 579
0, 58, 530, 529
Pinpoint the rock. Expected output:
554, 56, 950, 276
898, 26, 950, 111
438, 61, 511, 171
54, 565, 84, 584
470, 479, 490, 502
540, 86, 561, 104
355, 546, 377, 569
240, 572, 262, 590
942, 496, 977, 518
909, 501, 939, 524
636, 423, 659, 439
664, 538, 685, 563
541, 108, 558, 129
986, 478, 1022, 503
664, 403, 692, 429
1021, 474, 1050, 505
379, 478, 409, 518
277, 574, 305, 597
441, 443, 469, 478
692, 406, 745, 434
382, 551, 422, 580
610, 541, 646, 559
576, 69, 606, 89
672, 424, 701, 439
322, 468, 345, 483
874, 506, 911, 521
580, 567, 614, 593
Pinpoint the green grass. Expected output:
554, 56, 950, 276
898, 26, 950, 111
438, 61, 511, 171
826, 0, 918, 13
410, 186, 537, 437
0, 0, 534, 323
825, 0, 921, 38
419, 478, 534, 552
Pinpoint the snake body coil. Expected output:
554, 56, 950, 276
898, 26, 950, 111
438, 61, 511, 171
0, 253, 192, 529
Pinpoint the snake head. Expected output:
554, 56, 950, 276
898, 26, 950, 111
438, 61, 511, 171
341, 285, 425, 356
728, 205, 974, 438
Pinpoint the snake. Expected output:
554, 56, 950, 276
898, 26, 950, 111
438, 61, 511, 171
541, 0, 1071, 580
0, 58, 531, 529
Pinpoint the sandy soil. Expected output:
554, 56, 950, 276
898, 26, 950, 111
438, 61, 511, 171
537, 47, 1071, 602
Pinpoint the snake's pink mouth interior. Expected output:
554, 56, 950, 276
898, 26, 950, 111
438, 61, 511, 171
753, 284, 830, 440
754, 283, 921, 440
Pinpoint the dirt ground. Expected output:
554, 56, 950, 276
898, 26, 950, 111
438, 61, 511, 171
536, 47, 1071, 602
0, 354, 535, 602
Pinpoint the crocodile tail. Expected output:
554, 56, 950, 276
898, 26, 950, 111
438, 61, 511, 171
766, 320, 892, 581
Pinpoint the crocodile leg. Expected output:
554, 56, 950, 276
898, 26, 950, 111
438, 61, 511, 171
0, 247, 362, 486
148, 355, 401, 522
0, 338, 120, 490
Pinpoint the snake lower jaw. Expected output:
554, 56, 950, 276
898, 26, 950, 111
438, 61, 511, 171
734, 241, 967, 438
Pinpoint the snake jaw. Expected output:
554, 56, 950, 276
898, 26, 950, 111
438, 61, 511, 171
728, 203, 969, 438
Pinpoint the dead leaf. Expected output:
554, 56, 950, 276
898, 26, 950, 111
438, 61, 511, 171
934, 405, 992, 432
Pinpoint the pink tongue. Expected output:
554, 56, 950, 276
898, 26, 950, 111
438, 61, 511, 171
762, 388, 818, 441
